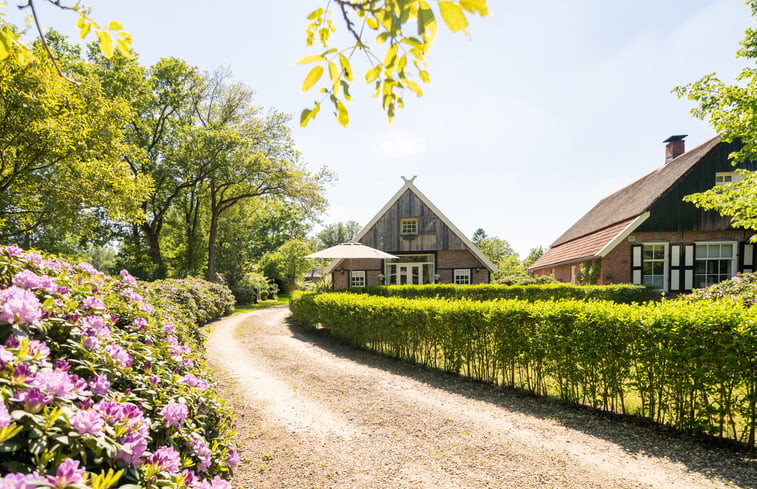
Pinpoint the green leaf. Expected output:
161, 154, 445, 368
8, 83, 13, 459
335, 98, 349, 127
116, 39, 132, 58
294, 54, 326, 65
301, 65, 324, 92
419, 70, 430, 83
460, 0, 489, 16
328, 61, 340, 93
405, 80, 423, 97
107, 20, 123, 30
339, 54, 353, 82
417, 1, 437, 41
307, 8, 324, 20
438, 1, 468, 33
97, 30, 114, 58
366, 17, 379, 29
365, 65, 382, 83
79, 23, 92, 40
0, 31, 12, 60
383, 44, 398, 68
300, 102, 321, 127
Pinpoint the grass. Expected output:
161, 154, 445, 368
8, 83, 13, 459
233, 293, 291, 314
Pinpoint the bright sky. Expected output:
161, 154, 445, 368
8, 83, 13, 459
7, 1, 752, 257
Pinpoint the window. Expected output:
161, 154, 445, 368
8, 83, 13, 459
454, 269, 471, 285
715, 172, 745, 186
350, 271, 366, 288
400, 218, 418, 235
385, 254, 435, 285
694, 242, 735, 288
642, 244, 666, 289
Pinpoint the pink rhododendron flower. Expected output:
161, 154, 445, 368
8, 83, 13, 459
190, 435, 211, 472
149, 446, 182, 473
192, 476, 231, 489
162, 322, 175, 334
33, 369, 80, 399
12, 271, 56, 293
13, 388, 52, 411
71, 409, 105, 435
104, 344, 133, 367
116, 432, 148, 466
132, 317, 148, 331
0, 472, 42, 488
161, 401, 188, 427
40, 259, 63, 272
82, 296, 106, 310
12, 363, 33, 385
139, 302, 153, 313
76, 263, 100, 276
81, 315, 111, 338
0, 345, 14, 368
47, 458, 86, 488
89, 375, 110, 396
182, 373, 207, 389
120, 270, 138, 286
0, 287, 42, 325
0, 401, 10, 427
24, 252, 42, 264
226, 450, 239, 468
3, 245, 24, 257
28, 340, 49, 359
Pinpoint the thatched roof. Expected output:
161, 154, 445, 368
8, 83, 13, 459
530, 136, 721, 271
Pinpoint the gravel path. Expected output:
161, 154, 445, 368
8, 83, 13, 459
205, 306, 757, 489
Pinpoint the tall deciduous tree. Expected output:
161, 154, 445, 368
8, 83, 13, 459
675, 0, 757, 235
92, 53, 205, 277
317, 221, 362, 249
0, 39, 151, 249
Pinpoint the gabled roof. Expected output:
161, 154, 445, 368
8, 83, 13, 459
530, 136, 721, 271
325, 178, 498, 274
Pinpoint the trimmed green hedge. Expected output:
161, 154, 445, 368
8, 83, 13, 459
291, 291, 757, 447
340, 283, 654, 304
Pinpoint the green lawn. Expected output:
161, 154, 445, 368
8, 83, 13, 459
232, 293, 291, 315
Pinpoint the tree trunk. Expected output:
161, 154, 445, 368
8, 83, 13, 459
141, 222, 166, 279
206, 184, 220, 282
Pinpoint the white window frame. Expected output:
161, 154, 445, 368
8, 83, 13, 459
453, 269, 471, 285
694, 241, 737, 289
400, 218, 418, 235
641, 243, 668, 291
715, 172, 745, 186
350, 270, 366, 288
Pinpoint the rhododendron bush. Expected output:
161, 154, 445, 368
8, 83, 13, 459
0, 246, 236, 488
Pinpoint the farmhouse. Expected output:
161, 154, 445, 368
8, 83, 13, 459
529, 135, 757, 292
327, 177, 497, 289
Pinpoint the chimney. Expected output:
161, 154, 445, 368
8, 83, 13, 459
663, 134, 687, 163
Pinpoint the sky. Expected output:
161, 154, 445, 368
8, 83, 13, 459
5, 1, 753, 257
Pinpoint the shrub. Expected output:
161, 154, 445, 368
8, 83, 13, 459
0, 246, 237, 488
342, 282, 654, 304
143, 278, 235, 328
291, 291, 757, 448
685, 272, 757, 307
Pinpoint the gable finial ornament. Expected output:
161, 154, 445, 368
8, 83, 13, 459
401, 175, 417, 184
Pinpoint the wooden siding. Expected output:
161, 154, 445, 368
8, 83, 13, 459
637, 140, 757, 233
360, 189, 467, 252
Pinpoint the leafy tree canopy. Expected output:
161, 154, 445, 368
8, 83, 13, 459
317, 220, 362, 249
0, 36, 151, 248
675, 0, 757, 235
298, 0, 490, 127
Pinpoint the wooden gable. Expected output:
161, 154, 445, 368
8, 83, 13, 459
359, 189, 468, 252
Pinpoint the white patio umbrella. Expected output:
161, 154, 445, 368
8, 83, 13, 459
307, 242, 398, 284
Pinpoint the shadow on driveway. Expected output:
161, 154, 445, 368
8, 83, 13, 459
280, 314, 757, 489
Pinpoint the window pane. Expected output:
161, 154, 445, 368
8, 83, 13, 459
708, 244, 721, 258
696, 245, 707, 259
642, 262, 653, 275
653, 262, 664, 274
721, 244, 733, 258
643, 247, 653, 260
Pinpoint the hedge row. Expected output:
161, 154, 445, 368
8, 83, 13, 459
290, 291, 757, 448
342, 283, 654, 304
0, 246, 236, 488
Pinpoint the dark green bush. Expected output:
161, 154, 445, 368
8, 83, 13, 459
685, 272, 757, 306
143, 277, 235, 328
291, 291, 757, 448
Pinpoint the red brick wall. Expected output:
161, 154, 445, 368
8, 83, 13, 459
535, 229, 756, 287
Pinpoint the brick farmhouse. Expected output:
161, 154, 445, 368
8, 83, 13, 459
327, 177, 497, 289
529, 135, 757, 292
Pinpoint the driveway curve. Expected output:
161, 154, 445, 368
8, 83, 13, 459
205, 306, 756, 489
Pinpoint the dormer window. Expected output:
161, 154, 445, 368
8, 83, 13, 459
715, 172, 744, 185
400, 218, 418, 235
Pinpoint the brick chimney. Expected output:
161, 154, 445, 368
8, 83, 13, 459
663, 135, 687, 163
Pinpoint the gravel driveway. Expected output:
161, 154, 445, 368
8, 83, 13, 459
205, 306, 757, 489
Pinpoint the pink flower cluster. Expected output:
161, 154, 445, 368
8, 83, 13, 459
149, 445, 182, 473
96, 401, 150, 465
161, 401, 189, 427
0, 286, 42, 325
104, 343, 133, 368
12, 270, 57, 293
